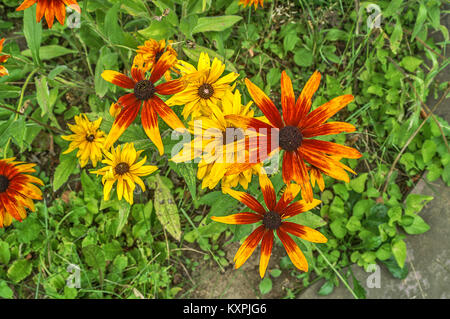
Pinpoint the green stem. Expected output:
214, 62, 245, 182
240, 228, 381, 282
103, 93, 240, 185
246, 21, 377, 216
15, 68, 39, 120
314, 244, 359, 299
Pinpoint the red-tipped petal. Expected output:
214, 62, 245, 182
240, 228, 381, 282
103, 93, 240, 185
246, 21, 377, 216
245, 78, 283, 128
301, 94, 354, 128
259, 230, 274, 278
281, 71, 296, 125
151, 96, 186, 132
280, 222, 328, 243
301, 139, 362, 159
156, 79, 186, 95
150, 51, 177, 83
211, 212, 262, 225
281, 199, 321, 219
293, 71, 321, 125
234, 225, 265, 269
277, 228, 308, 272
141, 100, 164, 155
102, 70, 136, 89
259, 173, 276, 211
275, 183, 301, 212
302, 122, 356, 138
223, 188, 266, 215
16, 0, 37, 11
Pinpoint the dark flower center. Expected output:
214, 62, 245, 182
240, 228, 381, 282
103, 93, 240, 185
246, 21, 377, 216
86, 134, 95, 142
115, 162, 130, 175
198, 83, 214, 99
263, 211, 282, 230
134, 80, 156, 101
154, 50, 164, 63
0, 175, 10, 193
279, 126, 303, 151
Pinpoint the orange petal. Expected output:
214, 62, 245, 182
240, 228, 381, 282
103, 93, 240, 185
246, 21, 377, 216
45, 1, 55, 28
225, 114, 274, 131
259, 230, 274, 278
293, 71, 321, 126
156, 78, 185, 95
282, 151, 313, 203
259, 173, 276, 211
151, 96, 186, 132
102, 70, 135, 89
300, 147, 351, 182
54, 1, 66, 25
281, 71, 296, 125
277, 228, 308, 272
103, 96, 141, 150
223, 188, 266, 215
141, 100, 164, 155
245, 78, 283, 128
211, 212, 262, 225
16, 0, 37, 11
274, 183, 301, 212
62, 0, 81, 13
234, 225, 265, 269
281, 198, 321, 219
150, 51, 177, 83
131, 66, 145, 82
301, 94, 354, 128
302, 122, 356, 138
280, 222, 328, 243
301, 139, 362, 159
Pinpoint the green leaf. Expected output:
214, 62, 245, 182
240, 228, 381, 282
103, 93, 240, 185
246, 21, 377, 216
290, 211, 326, 229
391, 238, 407, 268
0, 281, 13, 299
22, 45, 77, 61
318, 280, 334, 296
169, 162, 196, 201
95, 46, 118, 97
405, 194, 433, 215
270, 269, 282, 278
7, 259, 32, 283
35, 76, 50, 116
116, 201, 131, 237
330, 217, 347, 239
402, 214, 430, 235
23, 5, 42, 64
411, 3, 427, 40
259, 277, 272, 295
421, 140, 437, 163
349, 173, 368, 193
105, 2, 125, 45
152, 174, 182, 241
192, 15, 242, 34
294, 48, 313, 67
389, 18, 403, 54
381, 257, 409, 279
82, 245, 106, 270
53, 151, 78, 191
400, 56, 423, 73
0, 241, 10, 264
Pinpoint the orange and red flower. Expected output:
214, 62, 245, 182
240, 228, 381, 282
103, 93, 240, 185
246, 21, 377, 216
212, 173, 326, 277
239, 0, 264, 9
225, 71, 361, 202
0, 38, 10, 77
16, 0, 81, 29
0, 158, 43, 227
101, 51, 188, 155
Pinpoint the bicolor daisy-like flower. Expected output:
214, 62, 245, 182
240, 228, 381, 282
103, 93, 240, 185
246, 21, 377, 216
0, 158, 43, 227
0, 38, 10, 77
92, 143, 157, 205
165, 52, 239, 119
239, 0, 264, 9
16, 0, 81, 29
171, 89, 262, 190
212, 173, 326, 277
226, 71, 361, 202
61, 114, 106, 168
134, 39, 178, 81
101, 51, 189, 155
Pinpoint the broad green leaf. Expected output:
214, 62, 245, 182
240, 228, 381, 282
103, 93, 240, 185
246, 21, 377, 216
7, 259, 32, 283
116, 201, 131, 237
35, 76, 50, 116
151, 174, 182, 241
400, 56, 423, 73
22, 45, 77, 61
259, 277, 272, 295
294, 48, 313, 67
169, 162, 197, 201
192, 15, 242, 34
23, 5, 42, 65
290, 211, 326, 229
402, 214, 430, 235
53, 151, 79, 191
0, 241, 10, 264
421, 140, 437, 163
391, 238, 407, 268
0, 281, 13, 299
318, 280, 334, 296
82, 245, 106, 269
389, 18, 403, 54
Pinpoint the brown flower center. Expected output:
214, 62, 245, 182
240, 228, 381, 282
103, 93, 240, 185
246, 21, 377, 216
198, 83, 214, 99
279, 126, 303, 151
86, 134, 95, 142
263, 211, 282, 230
0, 175, 10, 193
134, 80, 156, 101
115, 162, 130, 175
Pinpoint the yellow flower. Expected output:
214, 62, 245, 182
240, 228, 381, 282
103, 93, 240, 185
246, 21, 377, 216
165, 52, 239, 119
62, 114, 106, 168
92, 143, 157, 205
172, 89, 262, 190
133, 39, 179, 81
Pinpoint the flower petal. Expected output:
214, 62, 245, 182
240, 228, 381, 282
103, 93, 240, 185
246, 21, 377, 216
259, 173, 276, 211
141, 100, 164, 155
223, 188, 266, 215
151, 96, 186, 132
234, 225, 265, 269
156, 78, 186, 95
280, 222, 328, 243
102, 70, 135, 89
302, 122, 356, 138
300, 94, 354, 128
277, 228, 308, 272
211, 212, 262, 225
301, 139, 362, 159
281, 199, 321, 219
259, 230, 274, 278
293, 71, 321, 125
150, 51, 177, 83
274, 183, 301, 212
281, 71, 296, 125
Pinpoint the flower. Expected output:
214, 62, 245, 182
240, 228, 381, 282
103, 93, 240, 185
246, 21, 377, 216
16, 0, 81, 29
171, 89, 261, 190
0, 158, 43, 227
211, 173, 326, 277
101, 51, 188, 155
225, 71, 361, 202
239, 0, 264, 9
308, 166, 325, 191
61, 114, 106, 168
165, 52, 239, 119
0, 38, 10, 77
134, 39, 179, 81
92, 143, 157, 205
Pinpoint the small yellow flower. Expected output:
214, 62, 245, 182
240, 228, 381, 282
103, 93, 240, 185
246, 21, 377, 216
92, 143, 157, 205
62, 114, 106, 168
172, 89, 262, 190
165, 52, 239, 119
